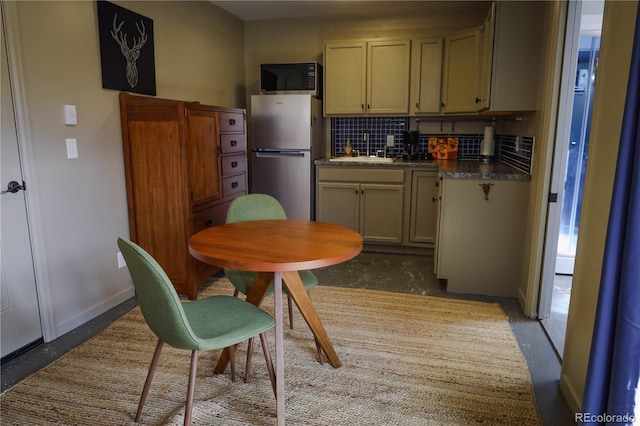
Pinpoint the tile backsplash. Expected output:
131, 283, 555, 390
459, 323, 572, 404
331, 117, 533, 173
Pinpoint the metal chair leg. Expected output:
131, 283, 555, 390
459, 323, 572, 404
229, 344, 236, 382
136, 339, 164, 422
245, 337, 254, 383
184, 350, 199, 426
287, 293, 294, 329
259, 332, 277, 399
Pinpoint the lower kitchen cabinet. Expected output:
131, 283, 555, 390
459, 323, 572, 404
317, 167, 404, 244
435, 178, 528, 297
408, 171, 439, 245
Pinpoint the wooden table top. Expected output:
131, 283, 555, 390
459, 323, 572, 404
188, 220, 363, 272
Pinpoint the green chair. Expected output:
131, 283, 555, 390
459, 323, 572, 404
223, 194, 323, 369
117, 237, 276, 426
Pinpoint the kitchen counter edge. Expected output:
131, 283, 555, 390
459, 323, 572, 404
315, 158, 531, 181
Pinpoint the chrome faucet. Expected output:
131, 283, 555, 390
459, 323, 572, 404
364, 131, 370, 157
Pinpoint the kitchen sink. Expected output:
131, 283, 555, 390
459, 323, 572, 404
329, 156, 396, 163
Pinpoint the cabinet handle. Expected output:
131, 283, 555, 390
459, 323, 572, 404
475, 97, 482, 104
204, 218, 213, 228
432, 197, 438, 203
441, 102, 445, 108
231, 181, 238, 188
367, 104, 370, 111
415, 103, 420, 109
231, 161, 238, 168
230, 140, 237, 147
229, 118, 236, 126
361, 104, 365, 111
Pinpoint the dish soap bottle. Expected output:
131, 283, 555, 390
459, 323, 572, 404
344, 140, 353, 157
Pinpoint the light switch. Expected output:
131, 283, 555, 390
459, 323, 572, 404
64, 105, 77, 125
66, 138, 78, 159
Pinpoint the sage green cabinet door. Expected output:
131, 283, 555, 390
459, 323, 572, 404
360, 184, 404, 244
410, 38, 443, 115
442, 29, 481, 113
317, 182, 360, 232
409, 171, 439, 244
367, 40, 411, 114
324, 42, 367, 115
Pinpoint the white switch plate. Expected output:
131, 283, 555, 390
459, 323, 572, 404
63, 105, 77, 125
66, 138, 78, 159
117, 252, 126, 269
386, 135, 394, 147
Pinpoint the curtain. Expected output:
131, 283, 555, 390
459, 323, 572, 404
581, 5, 640, 426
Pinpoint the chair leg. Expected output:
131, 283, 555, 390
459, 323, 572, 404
259, 332, 277, 399
135, 339, 164, 423
229, 344, 236, 382
244, 337, 254, 383
233, 288, 239, 298
184, 350, 199, 426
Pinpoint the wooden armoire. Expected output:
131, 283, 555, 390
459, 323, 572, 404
119, 92, 248, 299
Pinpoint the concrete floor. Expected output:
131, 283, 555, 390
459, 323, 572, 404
1, 252, 573, 425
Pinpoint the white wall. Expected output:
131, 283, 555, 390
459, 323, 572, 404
4, 1, 245, 340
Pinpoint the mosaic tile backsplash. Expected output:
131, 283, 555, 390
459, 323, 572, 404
331, 117, 533, 174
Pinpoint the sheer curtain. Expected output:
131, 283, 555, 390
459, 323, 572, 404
581, 6, 640, 426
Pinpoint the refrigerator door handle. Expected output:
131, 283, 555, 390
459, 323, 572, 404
255, 151, 307, 158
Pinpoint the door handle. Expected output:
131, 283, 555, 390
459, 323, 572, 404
1, 180, 25, 194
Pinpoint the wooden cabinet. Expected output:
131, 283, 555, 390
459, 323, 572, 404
324, 40, 411, 115
408, 171, 439, 245
435, 178, 528, 297
410, 38, 443, 115
120, 93, 247, 299
317, 167, 404, 244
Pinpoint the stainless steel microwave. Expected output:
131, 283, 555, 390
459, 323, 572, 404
260, 62, 322, 99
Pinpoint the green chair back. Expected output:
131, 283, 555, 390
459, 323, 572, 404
226, 193, 287, 223
117, 237, 199, 350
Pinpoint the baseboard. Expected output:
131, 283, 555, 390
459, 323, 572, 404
559, 372, 581, 413
51, 286, 135, 341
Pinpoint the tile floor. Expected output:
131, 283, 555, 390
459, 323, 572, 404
1, 252, 574, 425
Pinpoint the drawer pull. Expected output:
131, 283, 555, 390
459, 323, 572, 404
231, 161, 238, 168
229, 118, 236, 126
231, 182, 238, 189
204, 218, 213, 227
230, 140, 237, 146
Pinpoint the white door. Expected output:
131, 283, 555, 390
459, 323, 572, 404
1, 11, 43, 358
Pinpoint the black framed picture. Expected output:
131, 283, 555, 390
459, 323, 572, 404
97, 1, 156, 95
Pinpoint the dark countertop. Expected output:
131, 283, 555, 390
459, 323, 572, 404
315, 158, 531, 181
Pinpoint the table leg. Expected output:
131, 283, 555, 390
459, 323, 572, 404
282, 271, 342, 368
213, 272, 273, 374
273, 271, 285, 426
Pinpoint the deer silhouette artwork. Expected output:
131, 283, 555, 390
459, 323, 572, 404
110, 13, 147, 88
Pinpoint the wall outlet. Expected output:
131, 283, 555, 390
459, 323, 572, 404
386, 134, 394, 147
117, 252, 126, 269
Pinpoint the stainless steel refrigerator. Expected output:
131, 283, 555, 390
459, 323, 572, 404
250, 94, 324, 220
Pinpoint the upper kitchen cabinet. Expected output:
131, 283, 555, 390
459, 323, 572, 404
442, 1, 545, 114
485, 1, 545, 112
324, 40, 411, 116
441, 29, 481, 114
410, 38, 443, 115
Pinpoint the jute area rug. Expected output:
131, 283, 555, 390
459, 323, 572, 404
1, 278, 541, 425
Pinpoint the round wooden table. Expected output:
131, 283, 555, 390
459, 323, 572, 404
189, 219, 363, 425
